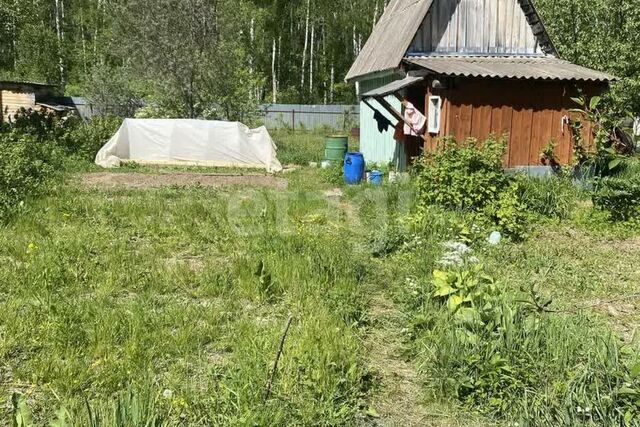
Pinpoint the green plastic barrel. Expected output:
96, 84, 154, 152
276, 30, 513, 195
324, 135, 348, 163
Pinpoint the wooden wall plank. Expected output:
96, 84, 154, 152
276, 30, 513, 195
409, 0, 541, 54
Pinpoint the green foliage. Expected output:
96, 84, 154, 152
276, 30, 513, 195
320, 162, 345, 186
412, 265, 640, 425
430, 265, 498, 320
593, 176, 640, 221
569, 95, 634, 176
535, 0, 640, 115
413, 136, 530, 239
0, 130, 60, 221
517, 175, 579, 220
485, 182, 529, 240
413, 136, 509, 212
60, 116, 122, 161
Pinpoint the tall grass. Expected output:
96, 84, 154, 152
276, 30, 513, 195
0, 184, 370, 425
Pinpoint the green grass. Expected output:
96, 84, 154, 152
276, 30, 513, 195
0, 175, 372, 425
3, 157, 640, 426
271, 130, 359, 166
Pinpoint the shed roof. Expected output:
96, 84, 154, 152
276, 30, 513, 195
0, 80, 57, 89
346, 0, 434, 82
361, 75, 425, 97
346, 0, 558, 82
404, 56, 615, 82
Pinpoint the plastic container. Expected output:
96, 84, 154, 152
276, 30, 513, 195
369, 170, 384, 185
344, 152, 365, 184
325, 136, 348, 163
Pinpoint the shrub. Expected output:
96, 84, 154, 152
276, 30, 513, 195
0, 131, 61, 220
592, 176, 640, 221
413, 136, 529, 239
484, 182, 529, 240
60, 115, 123, 160
413, 136, 509, 212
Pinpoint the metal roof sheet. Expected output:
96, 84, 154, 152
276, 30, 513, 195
0, 80, 57, 88
404, 55, 615, 82
361, 75, 425, 98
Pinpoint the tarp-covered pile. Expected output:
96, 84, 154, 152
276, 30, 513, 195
95, 119, 283, 172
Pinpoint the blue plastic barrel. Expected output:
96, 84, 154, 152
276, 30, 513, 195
370, 170, 384, 186
344, 152, 365, 184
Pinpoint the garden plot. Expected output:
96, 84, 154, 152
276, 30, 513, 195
81, 172, 288, 189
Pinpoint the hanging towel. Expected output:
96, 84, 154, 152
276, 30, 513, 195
373, 109, 393, 133
403, 102, 426, 136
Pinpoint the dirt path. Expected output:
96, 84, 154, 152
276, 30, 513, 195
363, 293, 433, 426
80, 172, 288, 189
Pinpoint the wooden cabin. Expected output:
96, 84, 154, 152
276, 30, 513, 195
0, 81, 69, 124
347, 0, 615, 173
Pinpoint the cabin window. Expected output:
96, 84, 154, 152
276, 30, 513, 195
428, 96, 442, 134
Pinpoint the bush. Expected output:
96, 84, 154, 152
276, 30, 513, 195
60, 115, 122, 160
413, 136, 509, 212
413, 136, 529, 239
592, 176, 640, 221
0, 131, 61, 220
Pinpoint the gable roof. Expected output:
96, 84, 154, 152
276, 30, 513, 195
346, 0, 434, 82
346, 0, 557, 82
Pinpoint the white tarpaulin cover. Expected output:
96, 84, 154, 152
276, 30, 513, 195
95, 119, 283, 172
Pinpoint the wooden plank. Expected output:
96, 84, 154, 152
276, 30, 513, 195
431, 0, 440, 51
486, 0, 496, 52
424, 12, 432, 51
450, 0, 459, 52
476, 91, 494, 141
509, 96, 534, 167
504, 0, 514, 52
458, 0, 467, 52
529, 83, 549, 165
459, 101, 473, 140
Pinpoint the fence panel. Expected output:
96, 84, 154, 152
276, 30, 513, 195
259, 104, 359, 131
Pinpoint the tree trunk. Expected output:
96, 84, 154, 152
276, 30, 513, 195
301, 0, 310, 89
54, 0, 65, 84
309, 24, 315, 95
271, 38, 277, 103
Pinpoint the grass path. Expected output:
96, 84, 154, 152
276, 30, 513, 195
363, 292, 432, 426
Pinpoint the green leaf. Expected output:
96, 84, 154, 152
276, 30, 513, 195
434, 284, 457, 297
589, 96, 601, 110
448, 294, 465, 311
630, 363, 640, 379
365, 407, 380, 418
608, 158, 622, 171
49, 408, 70, 427
617, 386, 638, 396
12, 394, 34, 427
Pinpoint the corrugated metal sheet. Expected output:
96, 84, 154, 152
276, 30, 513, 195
259, 104, 359, 131
361, 75, 424, 98
345, 0, 434, 82
405, 55, 615, 82
359, 76, 407, 170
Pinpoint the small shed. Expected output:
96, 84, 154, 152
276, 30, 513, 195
347, 0, 615, 172
0, 81, 73, 124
